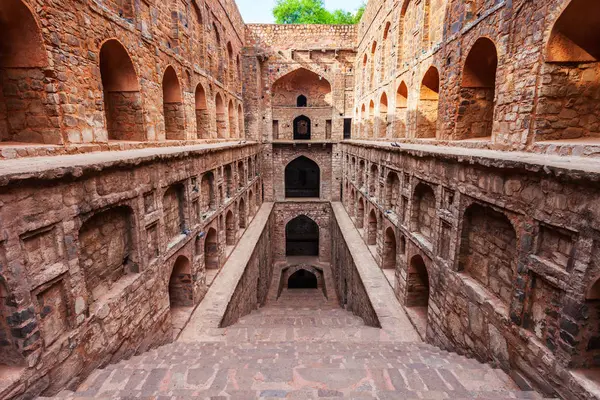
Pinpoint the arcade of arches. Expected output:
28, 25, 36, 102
0, 0, 599, 399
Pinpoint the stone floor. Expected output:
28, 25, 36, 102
43, 289, 548, 399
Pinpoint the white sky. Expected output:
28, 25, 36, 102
236, 0, 365, 24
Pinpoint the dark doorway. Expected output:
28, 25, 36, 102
285, 156, 320, 198
286, 215, 319, 256
297, 95, 307, 107
293, 115, 311, 140
288, 269, 317, 289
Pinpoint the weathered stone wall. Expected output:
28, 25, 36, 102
0, 0, 246, 156
330, 206, 380, 328
0, 143, 262, 398
243, 24, 356, 143
272, 202, 332, 263
353, 0, 600, 157
342, 141, 600, 399
220, 210, 274, 327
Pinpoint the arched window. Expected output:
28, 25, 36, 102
286, 215, 319, 256
163, 66, 185, 140
293, 115, 311, 140
297, 95, 307, 107
285, 156, 320, 198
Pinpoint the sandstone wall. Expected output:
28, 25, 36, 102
0, 143, 263, 398
0, 0, 246, 155
342, 141, 600, 399
353, 0, 600, 157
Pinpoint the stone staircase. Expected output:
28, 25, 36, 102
41, 288, 550, 399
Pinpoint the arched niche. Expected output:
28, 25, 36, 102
169, 255, 193, 308
100, 39, 144, 141
417, 67, 440, 139
293, 115, 311, 140
204, 228, 219, 269
456, 38, 498, 140
162, 66, 185, 140
195, 84, 209, 139
215, 93, 226, 138
0, 0, 59, 144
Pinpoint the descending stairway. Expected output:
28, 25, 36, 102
43, 289, 547, 399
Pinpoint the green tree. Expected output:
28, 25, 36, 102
273, 0, 365, 25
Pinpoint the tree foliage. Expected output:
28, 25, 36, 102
273, 0, 365, 25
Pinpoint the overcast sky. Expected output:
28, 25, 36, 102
236, 0, 365, 24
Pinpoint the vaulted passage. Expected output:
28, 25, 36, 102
285, 156, 320, 198
287, 269, 318, 289
286, 215, 319, 256
100, 40, 144, 141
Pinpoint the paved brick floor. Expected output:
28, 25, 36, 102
42, 289, 549, 399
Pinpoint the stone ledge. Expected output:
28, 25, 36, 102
345, 140, 600, 182
0, 141, 258, 186
178, 202, 274, 341
330, 202, 421, 341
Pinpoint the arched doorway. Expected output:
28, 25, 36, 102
285, 156, 320, 198
293, 115, 311, 140
162, 66, 185, 140
288, 269, 317, 289
169, 256, 193, 308
286, 215, 319, 256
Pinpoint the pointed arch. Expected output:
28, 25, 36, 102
395, 81, 408, 138
237, 104, 244, 138
204, 227, 219, 269
285, 155, 320, 198
286, 215, 319, 256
